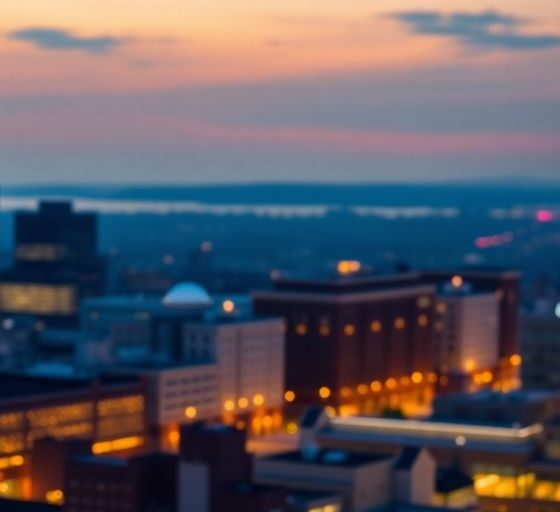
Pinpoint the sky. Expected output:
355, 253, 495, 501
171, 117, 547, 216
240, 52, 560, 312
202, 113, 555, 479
1, 0, 560, 184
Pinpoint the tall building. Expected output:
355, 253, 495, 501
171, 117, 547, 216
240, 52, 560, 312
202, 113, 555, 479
433, 282, 499, 378
422, 270, 520, 361
0, 201, 105, 327
253, 269, 436, 412
521, 304, 560, 390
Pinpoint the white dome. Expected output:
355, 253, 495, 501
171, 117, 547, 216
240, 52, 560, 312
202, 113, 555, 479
162, 282, 212, 308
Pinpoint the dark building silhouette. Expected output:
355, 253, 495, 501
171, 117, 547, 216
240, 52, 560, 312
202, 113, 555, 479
0, 201, 105, 327
178, 422, 287, 512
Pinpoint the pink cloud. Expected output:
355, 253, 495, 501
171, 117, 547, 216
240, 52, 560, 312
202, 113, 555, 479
2, 112, 560, 156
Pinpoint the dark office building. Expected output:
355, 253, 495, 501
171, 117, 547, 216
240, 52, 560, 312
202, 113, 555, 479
178, 422, 287, 512
253, 271, 436, 407
63, 453, 177, 512
421, 269, 520, 360
0, 201, 105, 327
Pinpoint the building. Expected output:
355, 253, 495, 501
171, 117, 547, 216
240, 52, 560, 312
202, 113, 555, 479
255, 448, 395, 511
298, 405, 560, 511
0, 373, 148, 501
182, 310, 285, 435
421, 270, 520, 362
0, 201, 105, 328
80, 285, 285, 436
253, 269, 436, 414
521, 306, 560, 389
432, 281, 499, 392
63, 452, 176, 512
178, 422, 287, 512
110, 360, 220, 450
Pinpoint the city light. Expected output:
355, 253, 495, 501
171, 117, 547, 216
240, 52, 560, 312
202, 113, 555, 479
510, 354, 522, 367
411, 372, 423, 384
451, 275, 463, 288
46, 489, 64, 504
337, 260, 361, 275
284, 390, 296, 403
319, 387, 331, 399
370, 381, 382, 392
238, 397, 249, 409
185, 406, 197, 419
253, 394, 265, 406
222, 300, 235, 313
224, 400, 235, 411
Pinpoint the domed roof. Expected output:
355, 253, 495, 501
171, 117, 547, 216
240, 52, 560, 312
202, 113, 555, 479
162, 282, 212, 308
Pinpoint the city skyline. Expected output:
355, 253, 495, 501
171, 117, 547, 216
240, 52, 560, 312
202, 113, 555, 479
2, 0, 560, 184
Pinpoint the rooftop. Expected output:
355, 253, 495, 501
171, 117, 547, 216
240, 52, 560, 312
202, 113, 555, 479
265, 449, 391, 468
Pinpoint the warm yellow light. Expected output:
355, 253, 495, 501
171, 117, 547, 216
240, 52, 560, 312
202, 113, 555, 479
510, 354, 522, 367
9, 455, 24, 466
325, 406, 336, 418
357, 384, 369, 395
168, 430, 180, 445
464, 359, 476, 372
295, 324, 307, 336
92, 436, 144, 455
394, 318, 405, 330
284, 390, 296, 403
411, 372, 423, 384
185, 406, 197, 419
46, 489, 64, 504
481, 371, 493, 384
224, 400, 235, 412
286, 422, 298, 434
386, 378, 397, 389
319, 386, 331, 399
451, 275, 463, 288
262, 415, 273, 428
428, 372, 438, 383
253, 394, 265, 406
222, 300, 235, 313
0, 483, 8, 494
238, 397, 249, 409
340, 387, 352, 398
400, 376, 410, 386
319, 324, 331, 336
370, 381, 382, 392
337, 260, 361, 275
344, 324, 355, 336
417, 315, 429, 327
370, 321, 382, 333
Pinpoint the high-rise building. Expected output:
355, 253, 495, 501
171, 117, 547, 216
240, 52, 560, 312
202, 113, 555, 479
253, 269, 436, 412
421, 269, 520, 361
0, 201, 105, 327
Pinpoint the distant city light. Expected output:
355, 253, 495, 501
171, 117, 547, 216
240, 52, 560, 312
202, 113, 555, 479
455, 435, 467, 447
451, 275, 463, 288
284, 390, 296, 403
222, 300, 235, 313
224, 400, 235, 412
238, 397, 249, 409
184, 406, 197, 419
252, 394, 265, 406
510, 354, 522, 367
536, 210, 554, 223
337, 260, 361, 275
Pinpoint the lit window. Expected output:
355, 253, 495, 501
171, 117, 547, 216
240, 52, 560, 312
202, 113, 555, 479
295, 324, 307, 336
417, 314, 429, 327
357, 384, 369, 395
370, 321, 382, 333
340, 387, 352, 398
436, 303, 447, 314
417, 296, 432, 308
284, 391, 296, 403
510, 354, 522, 367
370, 381, 382, 392
344, 324, 355, 336
411, 372, 423, 384
319, 324, 331, 336
394, 318, 405, 330
385, 378, 397, 389
319, 387, 331, 399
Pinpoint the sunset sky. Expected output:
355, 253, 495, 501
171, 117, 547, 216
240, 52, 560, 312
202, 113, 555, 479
2, 0, 560, 184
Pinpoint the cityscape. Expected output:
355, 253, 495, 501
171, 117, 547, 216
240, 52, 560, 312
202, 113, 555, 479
2, 0, 560, 511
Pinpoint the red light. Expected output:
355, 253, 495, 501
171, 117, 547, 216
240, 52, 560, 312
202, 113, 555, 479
536, 210, 554, 223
